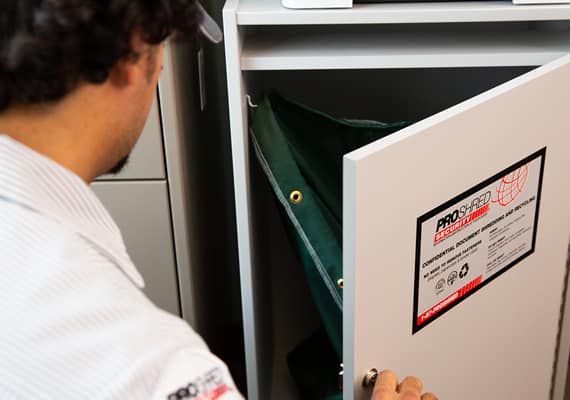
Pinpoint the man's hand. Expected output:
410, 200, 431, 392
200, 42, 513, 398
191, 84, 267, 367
372, 370, 437, 400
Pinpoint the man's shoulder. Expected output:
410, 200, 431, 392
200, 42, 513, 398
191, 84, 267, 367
0, 197, 96, 262
0, 198, 128, 303
0, 200, 243, 400
0, 198, 224, 399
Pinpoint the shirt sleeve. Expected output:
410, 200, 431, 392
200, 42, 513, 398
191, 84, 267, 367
150, 348, 244, 400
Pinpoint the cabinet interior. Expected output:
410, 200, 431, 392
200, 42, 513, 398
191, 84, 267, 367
244, 65, 535, 398
246, 66, 532, 123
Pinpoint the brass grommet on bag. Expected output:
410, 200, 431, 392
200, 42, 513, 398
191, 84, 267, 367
362, 368, 379, 389
337, 278, 344, 289
290, 190, 303, 204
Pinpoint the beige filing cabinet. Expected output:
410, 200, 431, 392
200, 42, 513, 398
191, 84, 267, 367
223, 2, 570, 399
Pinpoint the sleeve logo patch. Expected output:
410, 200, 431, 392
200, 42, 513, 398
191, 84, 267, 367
167, 367, 231, 400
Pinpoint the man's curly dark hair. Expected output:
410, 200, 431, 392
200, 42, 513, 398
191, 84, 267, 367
0, 0, 200, 112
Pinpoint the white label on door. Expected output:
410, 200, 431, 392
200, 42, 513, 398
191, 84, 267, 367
413, 148, 545, 334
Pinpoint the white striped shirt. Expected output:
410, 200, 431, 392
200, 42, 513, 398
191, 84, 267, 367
0, 135, 242, 400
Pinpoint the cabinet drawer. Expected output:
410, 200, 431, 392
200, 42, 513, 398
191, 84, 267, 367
97, 95, 165, 180
91, 181, 180, 316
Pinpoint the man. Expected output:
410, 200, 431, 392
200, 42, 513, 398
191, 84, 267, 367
0, 1, 435, 399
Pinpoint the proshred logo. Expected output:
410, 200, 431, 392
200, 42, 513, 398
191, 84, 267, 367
434, 191, 491, 243
167, 368, 230, 400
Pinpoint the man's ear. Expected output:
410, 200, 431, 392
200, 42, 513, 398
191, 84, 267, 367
107, 32, 147, 88
107, 58, 137, 88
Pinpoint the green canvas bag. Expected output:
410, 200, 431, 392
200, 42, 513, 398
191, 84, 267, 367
251, 91, 412, 398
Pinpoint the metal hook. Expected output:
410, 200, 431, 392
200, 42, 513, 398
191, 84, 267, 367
338, 363, 344, 391
246, 94, 259, 108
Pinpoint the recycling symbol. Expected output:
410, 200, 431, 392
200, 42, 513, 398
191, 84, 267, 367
435, 278, 446, 294
447, 271, 458, 286
459, 263, 469, 279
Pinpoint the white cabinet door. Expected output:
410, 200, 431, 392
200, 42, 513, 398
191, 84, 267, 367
343, 55, 570, 400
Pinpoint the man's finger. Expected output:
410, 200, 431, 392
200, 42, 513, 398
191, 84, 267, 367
375, 370, 398, 391
372, 370, 398, 399
421, 393, 438, 400
398, 376, 423, 398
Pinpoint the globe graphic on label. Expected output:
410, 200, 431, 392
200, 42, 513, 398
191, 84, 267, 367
493, 164, 529, 207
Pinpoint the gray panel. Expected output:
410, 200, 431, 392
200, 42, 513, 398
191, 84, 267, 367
158, 43, 200, 328
91, 181, 180, 316
96, 95, 165, 181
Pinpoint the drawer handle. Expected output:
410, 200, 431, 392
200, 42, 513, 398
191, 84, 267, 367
289, 190, 303, 204
337, 278, 344, 289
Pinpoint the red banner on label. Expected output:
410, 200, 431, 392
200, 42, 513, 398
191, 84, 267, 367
434, 204, 490, 243
197, 384, 230, 400
417, 275, 483, 326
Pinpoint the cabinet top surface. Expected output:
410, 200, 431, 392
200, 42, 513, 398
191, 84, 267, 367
233, 0, 570, 25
